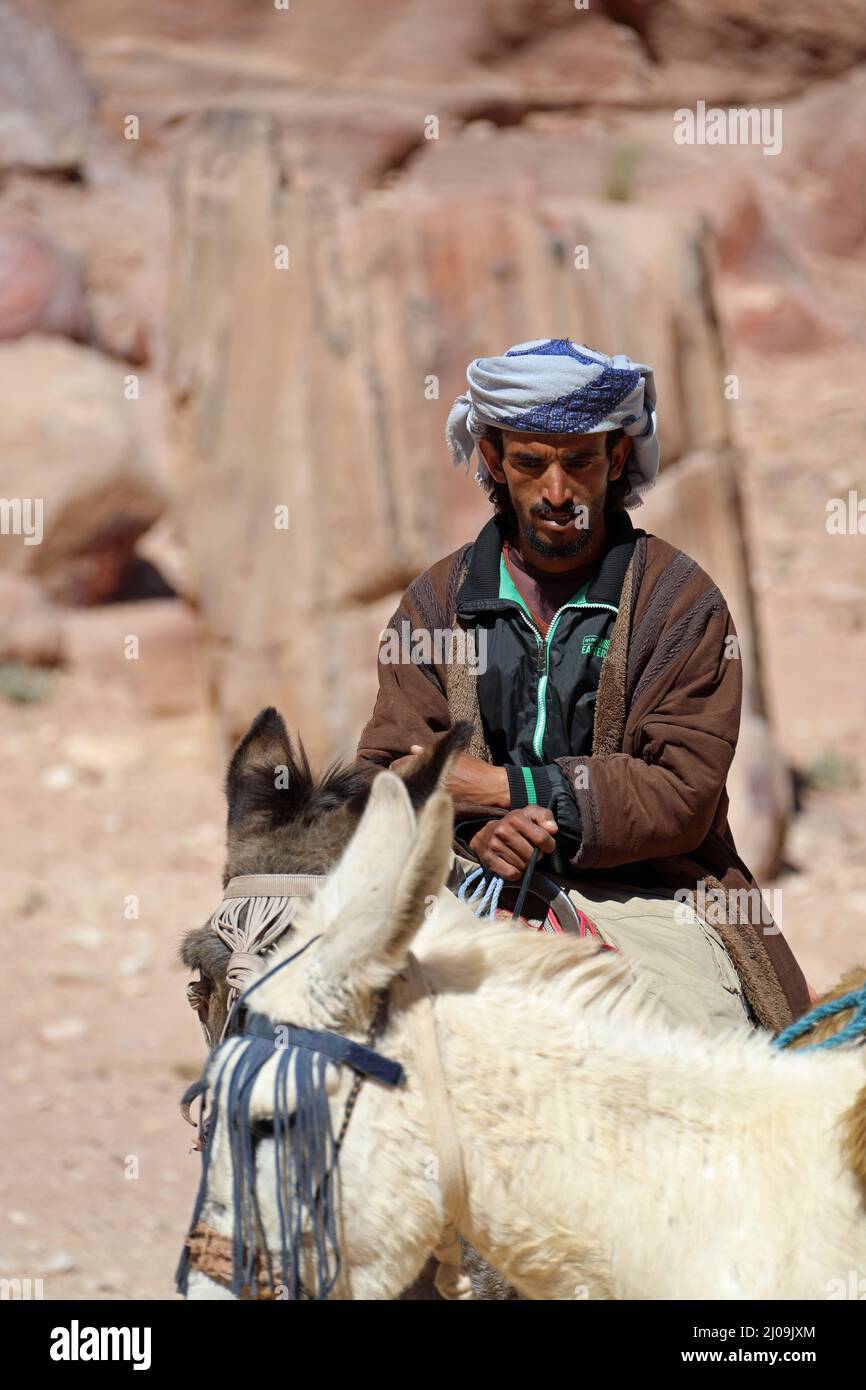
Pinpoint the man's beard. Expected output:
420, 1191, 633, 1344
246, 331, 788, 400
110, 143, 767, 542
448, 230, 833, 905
519, 500, 602, 559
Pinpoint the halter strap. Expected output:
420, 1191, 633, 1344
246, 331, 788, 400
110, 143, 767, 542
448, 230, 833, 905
394, 952, 472, 1299
194, 875, 327, 1047
242, 1015, 405, 1088
223, 873, 325, 899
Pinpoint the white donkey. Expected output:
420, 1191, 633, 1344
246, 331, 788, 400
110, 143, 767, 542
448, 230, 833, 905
180, 772, 866, 1301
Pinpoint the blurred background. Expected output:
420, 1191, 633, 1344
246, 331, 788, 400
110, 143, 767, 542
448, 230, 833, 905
1, 0, 865, 1298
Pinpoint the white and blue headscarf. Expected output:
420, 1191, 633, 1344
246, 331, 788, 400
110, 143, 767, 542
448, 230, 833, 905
445, 338, 659, 509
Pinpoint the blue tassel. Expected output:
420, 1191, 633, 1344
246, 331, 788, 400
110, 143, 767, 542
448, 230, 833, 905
177, 960, 404, 1300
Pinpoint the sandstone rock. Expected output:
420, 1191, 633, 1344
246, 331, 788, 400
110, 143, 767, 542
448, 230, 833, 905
168, 112, 738, 763
62, 597, 206, 716
0, 572, 63, 666
727, 712, 795, 881
714, 180, 795, 279
724, 283, 835, 355
780, 67, 866, 259
0, 337, 166, 604
0, 225, 91, 342
636, 0, 866, 98
0, 0, 92, 173
479, 6, 649, 104
45, 0, 866, 178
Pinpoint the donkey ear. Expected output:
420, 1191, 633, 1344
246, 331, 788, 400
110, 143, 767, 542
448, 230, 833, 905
381, 787, 454, 964
225, 706, 301, 826
395, 720, 474, 809
302, 769, 418, 942
312, 782, 454, 1003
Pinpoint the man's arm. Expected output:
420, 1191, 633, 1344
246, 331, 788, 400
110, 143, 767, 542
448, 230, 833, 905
358, 568, 553, 880
355, 572, 455, 773
356, 565, 512, 818
551, 602, 742, 869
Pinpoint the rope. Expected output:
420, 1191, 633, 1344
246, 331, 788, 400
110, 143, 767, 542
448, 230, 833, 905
457, 867, 505, 920
772, 985, 866, 1052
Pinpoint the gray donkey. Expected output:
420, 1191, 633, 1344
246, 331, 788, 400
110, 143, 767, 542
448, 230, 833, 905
179, 707, 516, 1300
180, 707, 471, 1048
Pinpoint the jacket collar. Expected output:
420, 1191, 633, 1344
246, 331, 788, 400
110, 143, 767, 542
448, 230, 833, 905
456, 509, 639, 617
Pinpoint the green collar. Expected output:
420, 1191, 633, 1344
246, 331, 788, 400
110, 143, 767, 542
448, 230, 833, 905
498, 553, 596, 619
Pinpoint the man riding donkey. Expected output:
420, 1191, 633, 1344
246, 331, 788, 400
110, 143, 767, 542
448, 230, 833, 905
356, 338, 811, 1036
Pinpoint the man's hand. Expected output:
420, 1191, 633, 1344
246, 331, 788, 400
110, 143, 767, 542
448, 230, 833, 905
469, 807, 558, 883
390, 745, 510, 809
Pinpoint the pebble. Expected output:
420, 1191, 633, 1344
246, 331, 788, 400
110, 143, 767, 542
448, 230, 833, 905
42, 765, 75, 791
64, 926, 106, 950
40, 1017, 87, 1044
118, 954, 152, 978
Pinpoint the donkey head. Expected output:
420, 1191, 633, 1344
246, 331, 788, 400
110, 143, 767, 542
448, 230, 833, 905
196, 768, 465, 1299
180, 709, 471, 1047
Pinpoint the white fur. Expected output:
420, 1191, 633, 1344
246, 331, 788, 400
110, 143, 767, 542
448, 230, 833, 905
192, 773, 866, 1300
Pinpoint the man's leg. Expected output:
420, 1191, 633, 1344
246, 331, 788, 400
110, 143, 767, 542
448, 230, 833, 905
557, 875, 754, 1035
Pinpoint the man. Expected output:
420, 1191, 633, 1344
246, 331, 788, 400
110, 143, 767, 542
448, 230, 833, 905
356, 338, 810, 1033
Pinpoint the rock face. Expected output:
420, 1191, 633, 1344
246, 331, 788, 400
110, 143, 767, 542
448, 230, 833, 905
0, 572, 63, 666
166, 108, 787, 874
56, 0, 866, 109
630, 0, 866, 94
0, 0, 92, 173
0, 224, 91, 342
62, 598, 206, 716
0, 337, 166, 605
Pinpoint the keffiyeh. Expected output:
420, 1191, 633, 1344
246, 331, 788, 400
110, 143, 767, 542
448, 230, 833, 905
445, 338, 659, 509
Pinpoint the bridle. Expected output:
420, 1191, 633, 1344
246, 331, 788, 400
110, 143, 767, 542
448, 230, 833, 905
179, 875, 471, 1300
186, 873, 327, 1048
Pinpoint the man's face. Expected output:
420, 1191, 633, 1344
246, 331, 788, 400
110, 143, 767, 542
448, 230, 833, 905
478, 429, 630, 562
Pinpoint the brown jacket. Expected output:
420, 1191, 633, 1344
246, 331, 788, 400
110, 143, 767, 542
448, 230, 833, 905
357, 525, 810, 1031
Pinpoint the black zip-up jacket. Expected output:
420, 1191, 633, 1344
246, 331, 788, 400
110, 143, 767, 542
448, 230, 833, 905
453, 511, 636, 854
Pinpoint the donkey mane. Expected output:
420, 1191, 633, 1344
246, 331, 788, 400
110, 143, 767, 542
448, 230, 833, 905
378, 899, 861, 1106
289, 885, 744, 1061
406, 909, 866, 1193
417, 909, 772, 1059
